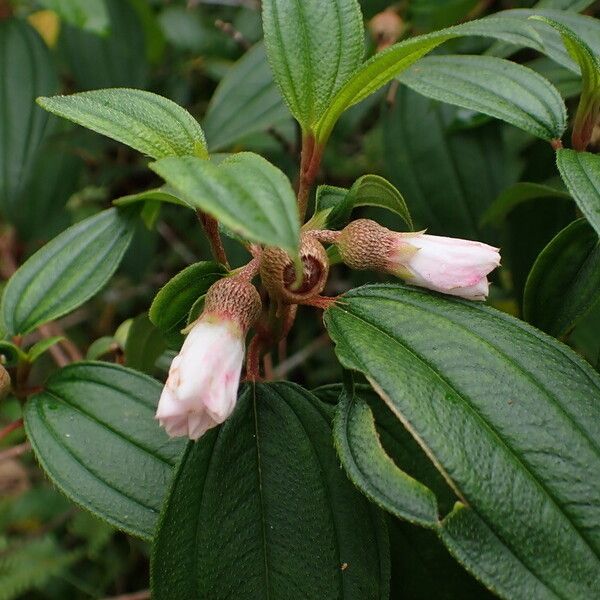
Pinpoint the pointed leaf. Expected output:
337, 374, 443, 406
334, 389, 438, 526
1, 208, 135, 335
262, 0, 365, 130
400, 54, 566, 141
149, 261, 227, 347
203, 43, 290, 152
325, 283, 600, 598
151, 153, 300, 254
524, 218, 600, 336
152, 382, 390, 599
24, 362, 185, 540
0, 19, 57, 213
38, 88, 208, 159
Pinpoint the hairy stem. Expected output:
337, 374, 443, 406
197, 211, 230, 268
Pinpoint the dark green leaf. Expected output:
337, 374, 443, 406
481, 181, 570, 225
203, 43, 290, 152
400, 54, 567, 141
125, 313, 167, 375
60, 0, 148, 90
0, 19, 57, 214
1, 208, 135, 335
149, 261, 226, 347
152, 382, 390, 600
38, 88, 208, 160
113, 187, 189, 209
27, 337, 64, 363
262, 0, 365, 130
383, 87, 508, 238
325, 283, 600, 598
39, 0, 109, 35
334, 389, 438, 526
557, 149, 600, 236
523, 218, 600, 336
151, 153, 300, 254
24, 362, 185, 540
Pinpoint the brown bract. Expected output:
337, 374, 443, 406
260, 234, 329, 304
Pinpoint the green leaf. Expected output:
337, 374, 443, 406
27, 336, 64, 363
0, 19, 57, 213
523, 218, 600, 337
531, 16, 600, 150
556, 149, 600, 236
334, 389, 438, 526
203, 43, 290, 152
37, 88, 208, 160
150, 153, 300, 254
24, 362, 185, 540
0, 340, 27, 367
399, 55, 567, 142
383, 86, 508, 238
481, 181, 570, 226
336, 175, 413, 230
60, 0, 148, 90
125, 313, 167, 375
1, 208, 135, 335
39, 0, 109, 35
113, 187, 189, 209
149, 261, 227, 347
314, 16, 546, 143
262, 0, 365, 130
324, 284, 600, 598
152, 382, 390, 600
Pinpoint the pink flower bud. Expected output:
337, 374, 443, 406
336, 220, 500, 301
155, 278, 261, 440
389, 233, 500, 301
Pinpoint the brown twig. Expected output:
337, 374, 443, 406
214, 19, 251, 50
0, 418, 24, 442
0, 441, 31, 462
100, 591, 150, 600
197, 211, 230, 267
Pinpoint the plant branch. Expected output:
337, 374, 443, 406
0, 418, 23, 442
214, 19, 251, 50
297, 134, 323, 222
197, 211, 230, 268
0, 441, 31, 462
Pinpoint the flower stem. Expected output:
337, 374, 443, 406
297, 134, 323, 223
197, 211, 230, 268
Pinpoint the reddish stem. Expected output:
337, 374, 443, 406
197, 211, 230, 268
297, 134, 323, 222
246, 335, 264, 381
0, 418, 23, 442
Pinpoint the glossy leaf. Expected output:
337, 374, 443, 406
524, 219, 600, 336
334, 389, 438, 526
149, 261, 227, 347
151, 153, 300, 254
38, 88, 208, 160
262, 0, 364, 130
39, 0, 109, 35
0, 19, 57, 213
481, 181, 570, 226
203, 43, 290, 152
325, 283, 600, 598
1, 208, 135, 335
24, 362, 185, 540
557, 149, 600, 236
152, 382, 390, 599
383, 86, 508, 238
400, 54, 566, 141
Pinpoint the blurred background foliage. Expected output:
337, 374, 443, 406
0, 0, 598, 598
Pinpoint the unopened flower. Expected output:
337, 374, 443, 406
155, 277, 261, 440
337, 219, 500, 301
